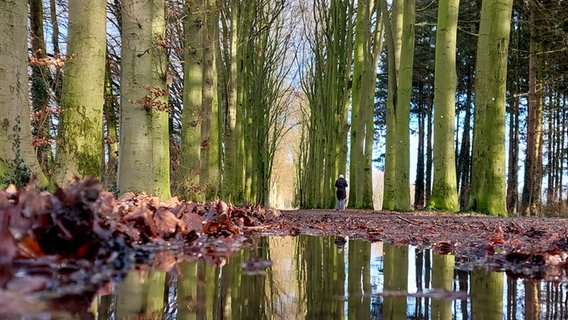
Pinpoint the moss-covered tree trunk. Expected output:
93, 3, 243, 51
54, 0, 106, 185
382, 0, 414, 211
200, 0, 221, 201
466, 0, 513, 216
348, 0, 370, 208
220, 1, 240, 203
180, 0, 204, 201
381, 0, 401, 211
0, 0, 48, 188
427, 0, 460, 212
119, 0, 171, 199
349, 0, 382, 209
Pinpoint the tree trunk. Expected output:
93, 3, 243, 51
425, 92, 433, 200
382, 0, 403, 210
457, 81, 472, 210
427, 0, 460, 212
103, 64, 119, 191
29, 0, 52, 174
220, 1, 240, 203
348, 0, 370, 208
414, 92, 425, 209
382, 0, 414, 211
200, 0, 221, 201
466, 0, 513, 216
49, 0, 63, 103
119, 0, 171, 199
0, 0, 48, 188
54, 0, 106, 185
180, 0, 204, 201
506, 93, 519, 214
349, 0, 380, 209
520, 8, 543, 216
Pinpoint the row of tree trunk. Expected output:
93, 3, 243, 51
0, 0, 295, 207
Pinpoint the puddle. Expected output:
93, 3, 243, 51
85, 235, 568, 319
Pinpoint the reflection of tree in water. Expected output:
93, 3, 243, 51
431, 253, 455, 319
383, 244, 409, 318
92, 238, 568, 319
348, 239, 371, 319
297, 235, 346, 319
471, 269, 503, 320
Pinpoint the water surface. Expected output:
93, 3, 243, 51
90, 235, 568, 319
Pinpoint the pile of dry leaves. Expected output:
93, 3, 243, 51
0, 177, 280, 315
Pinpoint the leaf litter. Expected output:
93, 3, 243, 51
0, 177, 279, 318
1, 177, 568, 317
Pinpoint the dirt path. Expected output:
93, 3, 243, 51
259, 209, 568, 279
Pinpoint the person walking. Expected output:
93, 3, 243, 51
335, 174, 348, 211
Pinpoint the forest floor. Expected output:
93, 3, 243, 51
268, 209, 568, 281
1, 177, 568, 316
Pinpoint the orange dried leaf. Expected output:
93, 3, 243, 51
16, 234, 44, 258
489, 237, 505, 244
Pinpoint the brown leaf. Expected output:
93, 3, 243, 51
124, 207, 157, 239
117, 191, 135, 202
16, 233, 44, 258
0, 225, 16, 288
154, 208, 182, 237
181, 212, 206, 233
203, 221, 220, 235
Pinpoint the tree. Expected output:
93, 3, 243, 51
382, 0, 415, 211
0, 0, 48, 188
179, 0, 205, 201
298, 0, 353, 209
427, 0, 460, 212
219, 0, 240, 203
118, 0, 171, 199
455, 1, 479, 210
505, 2, 528, 215
200, 0, 221, 200
53, 0, 107, 185
240, 1, 294, 206
349, 0, 384, 209
466, 0, 513, 216
521, 2, 544, 216
29, 0, 52, 174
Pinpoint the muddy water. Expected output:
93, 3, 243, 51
90, 235, 568, 319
